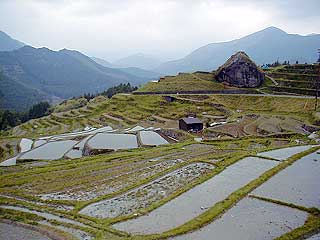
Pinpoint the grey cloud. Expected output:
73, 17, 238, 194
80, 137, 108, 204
0, 0, 319, 61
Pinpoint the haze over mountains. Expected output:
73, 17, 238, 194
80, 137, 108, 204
0, 26, 319, 111
0, 31, 25, 51
154, 27, 320, 75
112, 53, 164, 70
0, 45, 147, 111
91, 56, 162, 80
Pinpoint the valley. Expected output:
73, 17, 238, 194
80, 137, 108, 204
1, 74, 320, 239
0, 21, 320, 240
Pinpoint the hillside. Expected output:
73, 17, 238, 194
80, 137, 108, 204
0, 31, 25, 51
154, 27, 320, 75
0, 46, 147, 111
0, 71, 55, 111
263, 64, 319, 95
137, 71, 229, 93
1, 86, 319, 240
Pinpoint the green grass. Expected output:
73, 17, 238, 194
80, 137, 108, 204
136, 72, 226, 92
275, 214, 320, 240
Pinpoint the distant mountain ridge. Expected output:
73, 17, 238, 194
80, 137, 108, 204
91, 57, 114, 68
0, 46, 147, 111
154, 27, 320, 75
0, 31, 25, 51
113, 53, 164, 70
91, 56, 162, 79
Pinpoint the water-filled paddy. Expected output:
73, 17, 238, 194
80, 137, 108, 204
170, 197, 308, 240
65, 136, 92, 159
0, 205, 86, 227
0, 156, 18, 166
19, 138, 33, 152
0, 222, 51, 240
252, 151, 320, 208
306, 233, 320, 240
33, 140, 47, 148
113, 157, 278, 234
19, 140, 77, 160
86, 133, 138, 151
139, 131, 169, 146
257, 145, 314, 160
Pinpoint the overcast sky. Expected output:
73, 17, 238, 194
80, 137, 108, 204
0, 0, 319, 61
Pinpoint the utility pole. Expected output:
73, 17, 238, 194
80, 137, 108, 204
316, 49, 320, 111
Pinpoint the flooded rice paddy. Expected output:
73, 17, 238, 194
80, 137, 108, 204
1, 125, 171, 165
170, 197, 308, 240
19, 138, 33, 153
80, 163, 215, 218
0, 155, 18, 166
40, 221, 92, 240
257, 145, 315, 160
85, 133, 138, 151
19, 140, 78, 160
252, 151, 320, 208
0, 222, 51, 240
138, 131, 169, 146
0, 205, 86, 227
306, 233, 320, 240
113, 157, 279, 234
33, 140, 47, 148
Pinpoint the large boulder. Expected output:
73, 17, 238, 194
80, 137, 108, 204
215, 51, 265, 88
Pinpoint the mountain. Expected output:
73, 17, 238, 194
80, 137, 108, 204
113, 53, 164, 70
91, 56, 161, 79
0, 46, 146, 111
154, 27, 320, 75
91, 56, 114, 68
0, 31, 25, 51
116, 67, 161, 80
0, 71, 56, 111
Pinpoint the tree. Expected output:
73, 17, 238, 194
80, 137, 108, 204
101, 83, 138, 98
28, 101, 50, 119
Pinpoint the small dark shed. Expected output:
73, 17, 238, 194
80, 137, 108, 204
163, 96, 176, 103
179, 117, 203, 132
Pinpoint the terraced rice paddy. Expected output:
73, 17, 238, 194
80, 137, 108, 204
19, 139, 33, 153
306, 233, 320, 239
0, 129, 319, 239
113, 157, 279, 234
19, 140, 78, 161
138, 131, 169, 146
80, 162, 215, 218
85, 133, 138, 152
257, 145, 315, 160
170, 197, 308, 240
0, 222, 52, 240
252, 151, 320, 208
0, 205, 87, 227
40, 158, 187, 201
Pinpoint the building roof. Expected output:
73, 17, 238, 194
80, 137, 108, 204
181, 117, 202, 124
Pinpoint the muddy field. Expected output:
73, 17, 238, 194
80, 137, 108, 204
38, 144, 223, 201
80, 162, 215, 218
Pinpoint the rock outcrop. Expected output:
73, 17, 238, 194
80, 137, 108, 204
215, 51, 264, 88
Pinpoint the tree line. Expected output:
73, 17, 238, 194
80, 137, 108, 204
0, 101, 50, 131
82, 83, 137, 101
